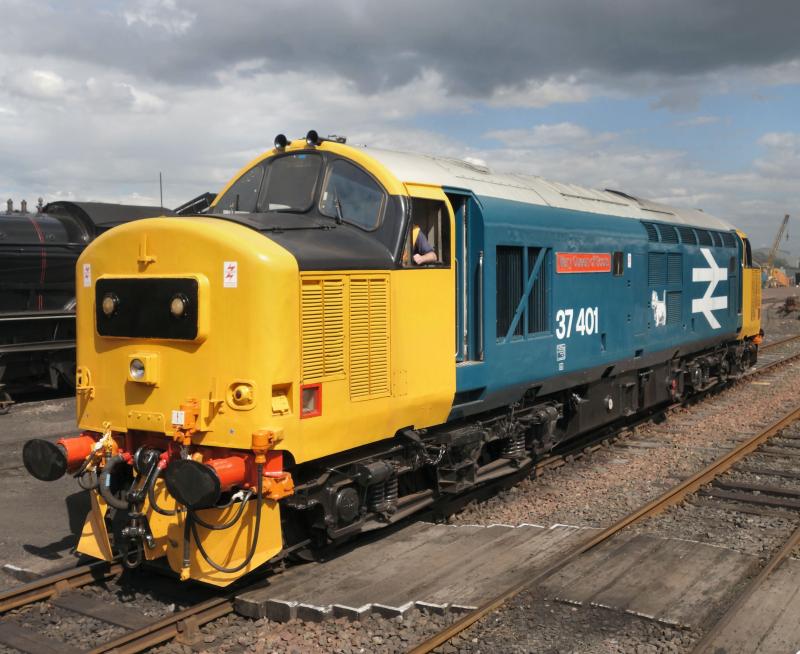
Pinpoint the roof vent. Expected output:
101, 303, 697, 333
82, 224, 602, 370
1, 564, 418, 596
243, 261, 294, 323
460, 157, 491, 174
605, 188, 638, 202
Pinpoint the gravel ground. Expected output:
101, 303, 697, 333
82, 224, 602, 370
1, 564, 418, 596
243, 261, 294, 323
627, 422, 800, 558
152, 609, 456, 654
761, 291, 800, 339
449, 591, 699, 654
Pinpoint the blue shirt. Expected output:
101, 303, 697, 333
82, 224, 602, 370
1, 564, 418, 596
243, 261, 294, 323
414, 230, 434, 255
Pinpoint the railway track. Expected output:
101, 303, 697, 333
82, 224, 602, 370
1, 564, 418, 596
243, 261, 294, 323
408, 395, 800, 653
0, 562, 233, 654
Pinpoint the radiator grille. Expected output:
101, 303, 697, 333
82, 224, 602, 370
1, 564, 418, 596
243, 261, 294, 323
667, 253, 682, 285
677, 226, 697, 245
657, 224, 679, 244
349, 277, 390, 399
301, 278, 345, 381
721, 232, 737, 248
696, 229, 713, 246
666, 291, 682, 324
648, 253, 667, 286
642, 222, 659, 242
751, 273, 761, 322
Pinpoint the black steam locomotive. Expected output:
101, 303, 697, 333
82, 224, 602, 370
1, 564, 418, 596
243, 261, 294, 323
0, 199, 174, 410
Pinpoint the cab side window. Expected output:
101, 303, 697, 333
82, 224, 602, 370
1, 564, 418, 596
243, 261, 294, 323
319, 160, 385, 230
403, 198, 450, 267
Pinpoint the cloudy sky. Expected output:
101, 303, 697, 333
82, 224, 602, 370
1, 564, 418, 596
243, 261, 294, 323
1, 0, 799, 251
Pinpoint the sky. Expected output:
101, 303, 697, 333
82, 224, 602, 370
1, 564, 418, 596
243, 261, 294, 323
1, 0, 799, 254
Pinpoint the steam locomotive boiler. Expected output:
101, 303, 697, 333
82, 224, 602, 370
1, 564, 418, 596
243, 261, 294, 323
0, 200, 171, 407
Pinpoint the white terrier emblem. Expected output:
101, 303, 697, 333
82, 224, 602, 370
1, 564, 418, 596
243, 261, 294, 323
652, 290, 667, 327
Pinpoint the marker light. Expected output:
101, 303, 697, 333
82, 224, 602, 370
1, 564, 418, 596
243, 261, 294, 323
306, 130, 320, 147
129, 358, 145, 380
274, 133, 288, 150
101, 293, 119, 316
169, 293, 188, 318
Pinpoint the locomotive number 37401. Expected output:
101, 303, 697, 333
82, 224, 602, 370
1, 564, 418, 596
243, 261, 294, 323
555, 307, 599, 339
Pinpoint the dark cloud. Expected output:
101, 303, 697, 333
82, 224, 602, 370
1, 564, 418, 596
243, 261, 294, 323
3, 0, 800, 96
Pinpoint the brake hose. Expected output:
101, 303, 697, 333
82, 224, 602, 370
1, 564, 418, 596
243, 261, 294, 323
191, 489, 253, 530
189, 463, 264, 574
147, 467, 177, 516
98, 455, 131, 510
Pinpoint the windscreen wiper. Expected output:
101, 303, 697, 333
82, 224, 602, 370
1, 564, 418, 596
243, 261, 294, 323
262, 224, 335, 233
332, 183, 344, 225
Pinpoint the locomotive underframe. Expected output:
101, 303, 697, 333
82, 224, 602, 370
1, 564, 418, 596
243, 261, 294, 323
281, 336, 757, 552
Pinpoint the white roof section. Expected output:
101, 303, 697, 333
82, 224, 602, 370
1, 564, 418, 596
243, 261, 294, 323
356, 145, 734, 231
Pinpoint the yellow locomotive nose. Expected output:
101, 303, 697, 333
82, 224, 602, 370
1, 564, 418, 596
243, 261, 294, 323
69, 216, 299, 585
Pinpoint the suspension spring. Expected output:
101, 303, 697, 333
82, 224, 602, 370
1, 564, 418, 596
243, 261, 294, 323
502, 434, 527, 459
367, 475, 398, 513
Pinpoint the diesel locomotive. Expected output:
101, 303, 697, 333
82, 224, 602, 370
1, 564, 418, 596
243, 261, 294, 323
22, 132, 762, 586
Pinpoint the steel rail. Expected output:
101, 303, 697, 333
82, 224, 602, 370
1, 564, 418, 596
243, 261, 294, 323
760, 333, 800, 351
690, 523, 800, 653
87, 596, 235, 654
407, 403, 800, 654
0, 561, 122, 614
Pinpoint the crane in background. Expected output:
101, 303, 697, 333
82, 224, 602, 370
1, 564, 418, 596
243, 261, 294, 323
764, 213, 790, 287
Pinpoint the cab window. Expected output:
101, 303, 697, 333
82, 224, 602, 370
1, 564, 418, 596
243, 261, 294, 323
215, 164, 265, 213
402, 198, 450, 267
258, 153, 322, 212
319, 160, 385, 230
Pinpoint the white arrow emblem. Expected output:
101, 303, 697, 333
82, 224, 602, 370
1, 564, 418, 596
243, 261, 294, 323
691, 248, 727, 329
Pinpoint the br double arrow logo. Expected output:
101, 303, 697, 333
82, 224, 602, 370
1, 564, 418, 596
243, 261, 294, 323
691, 248, 728, 329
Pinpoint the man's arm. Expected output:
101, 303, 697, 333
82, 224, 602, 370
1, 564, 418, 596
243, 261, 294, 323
413, 230, 438, 265
413, 250, 438, 265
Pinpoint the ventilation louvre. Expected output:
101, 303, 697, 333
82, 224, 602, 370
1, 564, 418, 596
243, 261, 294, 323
667, 253, 682, 285
696, 229, 713, 246
677, 226, 697, 245
721, 232, 736, 248
751, 274, 760, 322
666, 291, 682, 324
642, 222, 660, 242
349, 277, 390, 400
648, 252, 667, 286
657, 224, 679, 244
301, 278, 345, 381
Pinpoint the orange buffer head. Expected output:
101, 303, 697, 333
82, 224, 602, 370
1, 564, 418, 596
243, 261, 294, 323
22, 435, 95, 481
163, 456, 248, 510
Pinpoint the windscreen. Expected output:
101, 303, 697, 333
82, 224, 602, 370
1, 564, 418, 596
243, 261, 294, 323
214, 153, 322, 215
258, 154, 322, 212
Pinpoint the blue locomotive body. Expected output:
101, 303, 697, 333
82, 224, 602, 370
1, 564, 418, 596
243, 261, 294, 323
451, 194, 742, 418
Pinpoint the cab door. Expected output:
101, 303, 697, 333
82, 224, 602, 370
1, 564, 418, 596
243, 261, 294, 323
447, 192, 484, 363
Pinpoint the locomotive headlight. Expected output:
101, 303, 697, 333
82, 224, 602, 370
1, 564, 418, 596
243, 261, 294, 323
101, 293, 119, 316
169, 293, 189, 319
127, 353, 159, 385
129, 358, 145, 380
